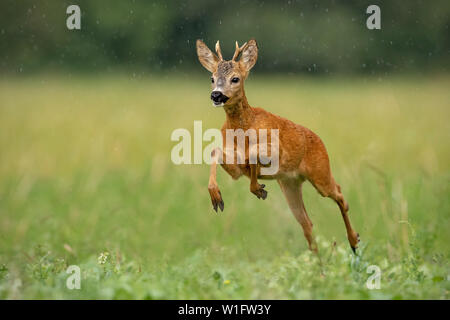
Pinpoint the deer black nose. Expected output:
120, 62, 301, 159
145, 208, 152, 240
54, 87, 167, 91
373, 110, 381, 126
211, 91, 223, 102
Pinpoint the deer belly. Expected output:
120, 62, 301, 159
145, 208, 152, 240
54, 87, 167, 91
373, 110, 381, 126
238, 164, 278, 180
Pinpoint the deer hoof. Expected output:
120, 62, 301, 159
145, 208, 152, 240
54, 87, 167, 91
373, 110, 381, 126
350, 233, 360, 254
252, 184, 268, 200
208, 186, 224, 212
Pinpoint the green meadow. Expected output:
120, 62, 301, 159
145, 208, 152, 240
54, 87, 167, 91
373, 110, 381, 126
0, 74, 449, 299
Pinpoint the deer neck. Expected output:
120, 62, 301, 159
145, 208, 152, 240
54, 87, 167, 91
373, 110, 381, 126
223, 92, 254, 129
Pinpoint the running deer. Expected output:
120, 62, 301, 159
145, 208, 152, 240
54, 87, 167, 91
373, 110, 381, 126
196, 39, 360, 252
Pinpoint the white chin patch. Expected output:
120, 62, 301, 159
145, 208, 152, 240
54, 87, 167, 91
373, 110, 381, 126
212, 102, 224, 107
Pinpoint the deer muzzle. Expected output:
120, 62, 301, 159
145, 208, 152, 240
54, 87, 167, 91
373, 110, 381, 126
210, 90, 229, 106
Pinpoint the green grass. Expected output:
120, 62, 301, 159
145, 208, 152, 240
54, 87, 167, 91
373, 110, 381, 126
0, 74, 449, 299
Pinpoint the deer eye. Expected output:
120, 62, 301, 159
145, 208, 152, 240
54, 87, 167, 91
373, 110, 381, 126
231, 77, 239, 83
211, 77, 214, 83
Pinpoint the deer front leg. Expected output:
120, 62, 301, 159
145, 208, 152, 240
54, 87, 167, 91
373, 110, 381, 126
207, 147, 244, 212
208, 149, 224, 212
249, 163, 267, 200
248, 143, 268, 200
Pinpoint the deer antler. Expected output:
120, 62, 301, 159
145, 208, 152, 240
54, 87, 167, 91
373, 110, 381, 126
232, 41, 247, 61
215, 41, 223, 61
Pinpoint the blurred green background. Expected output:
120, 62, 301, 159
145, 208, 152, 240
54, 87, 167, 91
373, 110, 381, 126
0, 1, 449, 299
1, 0, 449, 75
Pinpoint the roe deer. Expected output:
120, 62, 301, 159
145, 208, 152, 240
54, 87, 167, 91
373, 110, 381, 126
196, 39, 360, 252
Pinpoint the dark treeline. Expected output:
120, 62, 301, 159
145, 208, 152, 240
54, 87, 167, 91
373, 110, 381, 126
0, 0, 449, 75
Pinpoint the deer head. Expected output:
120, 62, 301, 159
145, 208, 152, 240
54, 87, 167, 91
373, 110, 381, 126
196, 39, 258, 107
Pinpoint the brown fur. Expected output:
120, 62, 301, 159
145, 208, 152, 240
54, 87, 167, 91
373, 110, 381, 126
197, 39, 359, 252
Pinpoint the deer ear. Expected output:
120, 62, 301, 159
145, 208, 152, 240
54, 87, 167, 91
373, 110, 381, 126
239, 39, 258, 72
196, 40, 219, 73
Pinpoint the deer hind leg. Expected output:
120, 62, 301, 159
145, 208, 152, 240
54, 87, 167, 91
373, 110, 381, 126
278, 178, 317, 252
208, 147, 243, 212
306, 168, 360, 252
331, 182, 360, 252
